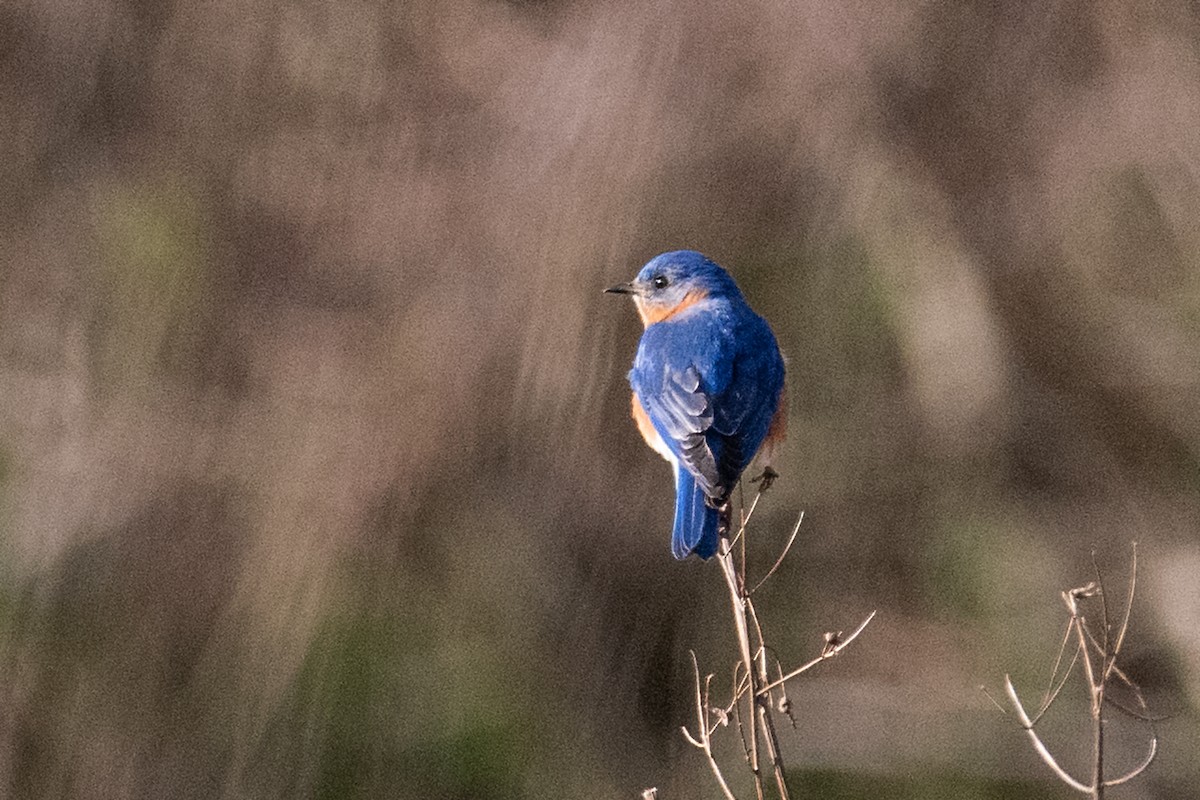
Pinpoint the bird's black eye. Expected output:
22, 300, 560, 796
652, 275, 669, 289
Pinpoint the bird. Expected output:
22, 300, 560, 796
606, 250, 786, 560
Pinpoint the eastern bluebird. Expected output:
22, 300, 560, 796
607, 250, 786, 560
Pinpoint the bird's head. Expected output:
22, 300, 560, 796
605, 250, 741, 327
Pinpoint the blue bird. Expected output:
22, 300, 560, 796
607, 250, 786, 559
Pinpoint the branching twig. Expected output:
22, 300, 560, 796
681, 482, 874, 799
757, 611, 876, 695
681, 651, 739, 800
1003, 674, 1093, 794
717, 545, 766, 799
992, 545, 1157, 799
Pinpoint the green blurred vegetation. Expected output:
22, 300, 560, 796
286, 579, 528, 800
94, 179, 213, 391
789, 767, 1073, 800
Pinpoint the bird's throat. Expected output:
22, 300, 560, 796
635, 289, 708, 327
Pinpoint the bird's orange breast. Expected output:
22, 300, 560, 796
631, 392, 675, 462
764, 385, 788, 445
635, 289, 707, 327
756, 385, 788, 465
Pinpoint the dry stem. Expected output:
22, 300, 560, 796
994, 544, 1157, 799
681, 485, 875, 799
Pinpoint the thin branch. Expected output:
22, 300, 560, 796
1102, 652, 1160, 787
758, 611, 877, 695
727, 490, 763, 552
996, 548, 1158, 798
1106, 543, 1137, 681
1038, 619, 1077, 716
681, 653, 706, 750
1081, 623, 1110, 665
775, 657, 797, 729
682, 651, 739, 800
745, 599, 768, 670
1032, 644, 1081, 726
717, 546, 764, 799
749, 512, 804, 596
1071, 611, 1105, 797
980, 685, 1010, 715
1003, 675, 1093, 794
1104, 662, 1169, 721
738, 491, 750, 586
745, 602, 792, 800
1103, 696, 1159, 784
722, 663, 752, 723
1102, 733, 1157, 787
706, 664, 740, 737
1091, 550, 1111, 661
756, 694, 791, 800
682, 488, 872, 800
1103, 693, 1168, 723
1073, 616, 1099, 700
731, 669, 753, 767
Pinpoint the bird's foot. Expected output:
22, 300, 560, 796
750, 465, 779, 493
716, 500, 732, 538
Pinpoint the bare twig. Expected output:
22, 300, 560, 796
731, 666, 754, 768
680, 484, 872, 800
726, 491, 763, 552
775, 657, 797, 729
758, 611, 877, 695
749, 512, 804, 596
717, 547, 765, 799
1107, 543, 1137, 681
1102, 736, 1158, 788
1091, 550, 1111, 662
993, 546, 1157, 799
1037, 618, 1077, 719
1003, 675, 1092, 794
681, 651, 739, 800
756, 692, 790, 800
1033, 642, 1080, 726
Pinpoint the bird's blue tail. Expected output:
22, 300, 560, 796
672, 467, 719, 560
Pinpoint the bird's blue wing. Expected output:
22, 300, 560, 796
631, 304, 783, 503
630, 323, 727, 499
710, 313, 786, 473
642, 363, 722, 497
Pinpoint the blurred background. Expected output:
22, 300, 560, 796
2, 1, 1199, 798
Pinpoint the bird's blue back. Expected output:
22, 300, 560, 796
632, 301, 780, 483
622, 251, 786, 558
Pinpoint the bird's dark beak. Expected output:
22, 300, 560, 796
604, 282, 636, 295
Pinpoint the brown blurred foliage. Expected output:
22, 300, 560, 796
1, 1, 1199, 798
